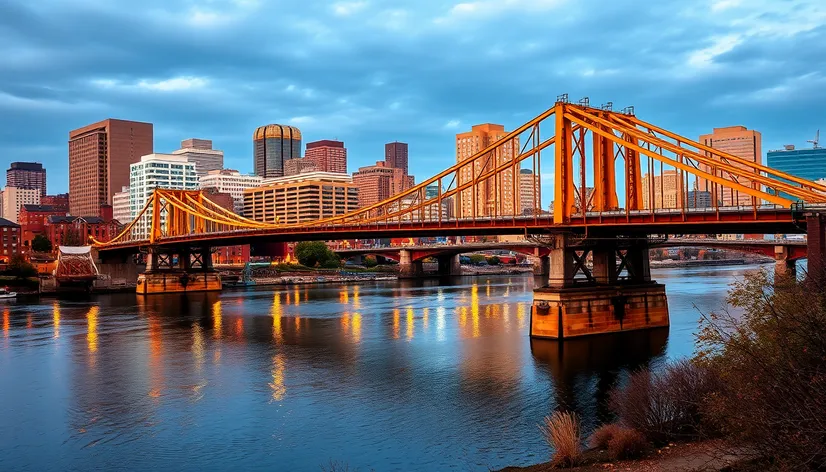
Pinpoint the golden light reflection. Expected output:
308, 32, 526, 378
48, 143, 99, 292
459, 306, 468, 328
286, 291, 292, 305
148, 314, 162, 359
352, 313, 362, 343
294, 286, 301, 306
212, 300, 222, 339
486, 281, 491, 298
272, 293, 283, 344
352, 286, 360, 309
341, 312, 350, 335
270, 353, 286, 401
26, 314, 32, 330
86, 306, 99, 353
52, 302, 60, 339
2, 307, 9, 338
192, 323, 205, 372
294, 316, 300, 333
503, 303, 511, 331
517, 302, 527, 330
471, 285, 481, 338
422, 307, 429, 331
339, 289, 349, 304
392, 308, 400, 339
406, 307, 414, 341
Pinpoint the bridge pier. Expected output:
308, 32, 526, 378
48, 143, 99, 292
533, 255, 550, 277
398, 249, 424, 278
531, 235, 669, 339
137, 246, 222, 294
436, 254, 462, 276
774, 246, 797, 281
807, 213, 826, 283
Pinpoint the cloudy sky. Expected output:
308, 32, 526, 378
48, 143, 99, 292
2, 0, 825, 196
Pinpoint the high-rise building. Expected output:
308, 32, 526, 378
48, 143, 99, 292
385, 142, 409, 176
687, 190, 713, 209
698, 126, 762, 207
284, 158, 317, 176
767, 145, 826, 199
69, 119, 153, 217
129, 154, 198, 238
7, 162, 46, 196
642, 170, 682, 210
352, 161, 408, 209
456, 124, 519, 218
243, 172, 358, 225
253, 124, 302, 178
112, 186, 131, 225
519, 169, 540, 215
172, 138, 224, 177
305, 140, 347, 174
1, 187, 40, 223
199, 169, 262, 213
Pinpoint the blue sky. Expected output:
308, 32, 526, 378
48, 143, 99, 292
2, 0, 825, 197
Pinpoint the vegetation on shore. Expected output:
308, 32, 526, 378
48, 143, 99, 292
527, 269, 826, 471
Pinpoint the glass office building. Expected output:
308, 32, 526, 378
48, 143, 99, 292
767, 147, 826, 201
253, 124, 302, 178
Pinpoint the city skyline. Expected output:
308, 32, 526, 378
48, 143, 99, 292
2, 0, 825, 205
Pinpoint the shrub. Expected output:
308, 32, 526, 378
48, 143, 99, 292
539, 411, 581, 467
607, 428, 648, 460
468, 254, 487, 265
31, 234, 52, 253
294, 241, 338, 268
363, 256, 378, 268
487, 256, 501, 266
697, 269, 826, 470
589, 423, 624, 449
609, 359, 720, 444
6, 254, 37, 278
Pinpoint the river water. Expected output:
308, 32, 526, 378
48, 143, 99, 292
0, 264, 770, 471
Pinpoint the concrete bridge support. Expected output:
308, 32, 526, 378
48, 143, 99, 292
137, 246, 222, 294
807, 213, 826, 283
774, 246, 797, 281
398, 249, 424, 278
531, 235, 669, 339
91, 248, 141, 289
436, 254, 462, 276
533, 255, 550, 277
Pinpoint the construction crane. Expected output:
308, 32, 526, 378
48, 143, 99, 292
808, 130, 820, 149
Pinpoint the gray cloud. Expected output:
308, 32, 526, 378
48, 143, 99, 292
2, 0, 826, 195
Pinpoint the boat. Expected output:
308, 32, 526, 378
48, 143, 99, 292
0, 288, 17, 300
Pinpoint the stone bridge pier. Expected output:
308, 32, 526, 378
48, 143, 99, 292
137, 246, 222, 294
531, 235, 669, 339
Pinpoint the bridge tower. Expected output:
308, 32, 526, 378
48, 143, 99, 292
530, 235, 669, 339
137, 246, 221, 294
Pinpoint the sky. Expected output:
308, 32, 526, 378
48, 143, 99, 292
2, 0, 826, 198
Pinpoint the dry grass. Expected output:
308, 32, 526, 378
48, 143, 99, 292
540, 411, 582, 468
607, 427, 648, 460
589, 423, 624, 449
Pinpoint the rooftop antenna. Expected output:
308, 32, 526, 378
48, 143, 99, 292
808, 130, 820, 149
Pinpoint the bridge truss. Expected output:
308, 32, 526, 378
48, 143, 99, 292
93, 100, 826, 250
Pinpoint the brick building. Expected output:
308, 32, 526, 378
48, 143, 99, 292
41, 194, 69, 211
284, 158, 317, 176
201, 188, 250, 265
305, 140, 347, 174
0, 218, 21, 263
45, 216, 119, 248
352, 161, 409, 210
19, 205, 68, 249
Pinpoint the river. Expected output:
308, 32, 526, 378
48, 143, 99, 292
0, 264, 771, 471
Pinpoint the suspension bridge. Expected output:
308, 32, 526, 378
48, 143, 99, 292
90, 99, 826, 339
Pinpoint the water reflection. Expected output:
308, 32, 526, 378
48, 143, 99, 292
0, 267, 759, 472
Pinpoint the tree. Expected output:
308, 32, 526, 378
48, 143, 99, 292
31, 234, 52, 253
363, 256, 378, 268
61, 229, 84, 247
469, 254, 487, 265
697, 270, 826, 469
294, 241, 339, 268
488, 256, 501, 265
6, 254, 37, 278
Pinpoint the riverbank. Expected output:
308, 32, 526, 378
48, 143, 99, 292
650, 258, 770, 269
497, 440, 761, 472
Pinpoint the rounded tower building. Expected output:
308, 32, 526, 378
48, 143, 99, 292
253, 124, 302, 178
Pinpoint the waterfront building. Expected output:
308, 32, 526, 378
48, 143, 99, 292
171, 138, 224, 178
767, 146, 826, 200
112, 186, 131, 225
687, 190, 713, 209
698, 126, 762, 207
519, 169, 539, 214
199, 169, 262, 213
642, 170, 682, 210
69, 119, 153, 217
305, 140, 347, 174
19, 205, 68, 248
6, 162, 46, 196
253, 124, 302, 178
1, 187, 40, 223
284, 158, 317, 176
352, 162, 407, 209
456, 124, 519, 218
45, 215, 119, 248
243, 172, 358, 225
0, 218, 20, 263
129, 153, 198, 238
